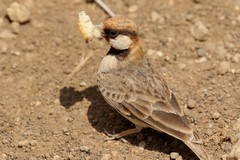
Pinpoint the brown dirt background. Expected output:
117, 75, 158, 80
0, 0, 240, 159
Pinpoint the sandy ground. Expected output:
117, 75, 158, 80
0, 0, 240, 159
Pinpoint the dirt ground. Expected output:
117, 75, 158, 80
0, 0, 240, 159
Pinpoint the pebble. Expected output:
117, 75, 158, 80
138, 141, 146, 150
151, 11, 160, 22
62, 127, 71, 135
170, 152, 179, 159
101, 154, 111, 160
2, 139, 9, 144
11, 22, 20, 34
196, 48, 207, 57
232, 54, 240, 63
190, 21, 209, 41
176, 156, 183, 160
79, 146, 90, 153
7, 2, 30, 23
187, 99, 196, 109
212, 112, 221, 120
18, 140, 29, 147
195, 57, 207, 63
128, 5, 138, 13
147, 49, 164, 58
217, 61, 230, 74
0, 30, 16, 39
178, 63, 187, 70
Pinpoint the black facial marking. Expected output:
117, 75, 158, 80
107, 47, 129, 60
104, 28, 137, 40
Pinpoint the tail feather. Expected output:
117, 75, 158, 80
185, 132, 209, 160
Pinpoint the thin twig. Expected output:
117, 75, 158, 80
68, 52, 94, 78
95, 0, 115, 17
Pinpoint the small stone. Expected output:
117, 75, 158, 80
186, 13, 194, 22
29, 140, 37, 146
205, 128, 213, 136
232, 54, 240, 63
151, 11, 160, 22
170, 152, 179, 159
147, 49, 164, 58
62, 127, 71, 135
2, 139, 9, 144
138, 141, 146, 150
13, 50, 21, 56
196, 48, 207, 57
190, 21, 209, 41
18, 140, 29, 147
11, 22, 20, 34
195, 57, 207, 63
0, 30, 16, 39
178, 63, 187, 70
79, 146, 90, 153
212, 112, 221, 120
187, 99, 196, 109
128, 5, 138, 13
101, 154, 111, 160
217, 61, 230, 74
7, 2, 30, 23
176, 156, 183, 160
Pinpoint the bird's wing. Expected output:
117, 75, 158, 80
97, 63, 193, 140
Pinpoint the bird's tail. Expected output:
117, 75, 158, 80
185, 132, 209, 160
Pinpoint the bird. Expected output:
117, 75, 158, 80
96, 16, 209, 160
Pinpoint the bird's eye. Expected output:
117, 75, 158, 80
109, 30, 118, 38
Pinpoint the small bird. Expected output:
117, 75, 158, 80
97, 16, 209, 160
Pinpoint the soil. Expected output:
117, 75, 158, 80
0, 0, 240, 160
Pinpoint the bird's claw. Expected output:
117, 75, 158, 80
103, 128, 119, 141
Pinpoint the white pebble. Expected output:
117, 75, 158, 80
7, 2, 30, 23
190, 21, 209, 41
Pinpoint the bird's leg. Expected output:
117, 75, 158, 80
104, 126, 143, 141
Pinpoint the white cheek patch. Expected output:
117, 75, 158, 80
109, 35, 132, 50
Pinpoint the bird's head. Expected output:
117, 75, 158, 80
100, 16, 143, 63
102, 16, 140, 51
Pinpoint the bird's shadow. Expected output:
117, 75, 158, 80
59, 85, 199, 160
